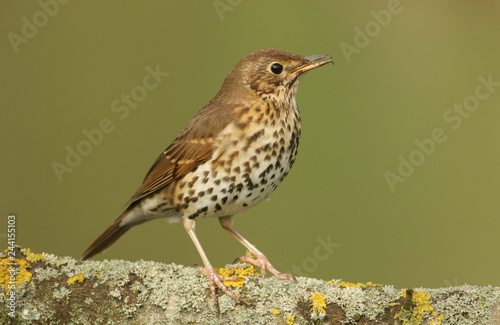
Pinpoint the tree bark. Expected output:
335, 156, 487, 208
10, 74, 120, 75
1, 247, 499, 324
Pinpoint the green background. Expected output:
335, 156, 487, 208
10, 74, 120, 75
2, 1, 499, 289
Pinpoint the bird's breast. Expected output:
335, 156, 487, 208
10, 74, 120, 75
173, 103, 301, 220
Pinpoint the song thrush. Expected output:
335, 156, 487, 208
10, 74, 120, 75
81, 49, 332, 303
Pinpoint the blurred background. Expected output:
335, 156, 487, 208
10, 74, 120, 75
2, 1, 499, 289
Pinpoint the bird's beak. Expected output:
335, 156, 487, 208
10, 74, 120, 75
290, 54, 333, 75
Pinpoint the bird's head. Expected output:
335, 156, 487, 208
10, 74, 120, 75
220, 49, 333, 105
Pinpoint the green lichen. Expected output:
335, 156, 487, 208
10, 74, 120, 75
21, 303, 41, 321
427, 285, 499, 325
52, 287, 71, 300
34, 267, 60, 282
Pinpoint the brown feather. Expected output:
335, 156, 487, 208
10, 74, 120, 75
81, 215, 131, 260
124, 101, 236, 207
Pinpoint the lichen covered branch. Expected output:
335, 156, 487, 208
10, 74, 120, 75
1, 247, 499, 324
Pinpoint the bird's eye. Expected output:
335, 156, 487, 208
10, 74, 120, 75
270, 63, 283, 74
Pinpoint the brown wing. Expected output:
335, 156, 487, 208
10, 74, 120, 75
124, 103, 234, 207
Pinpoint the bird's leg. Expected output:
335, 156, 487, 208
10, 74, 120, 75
182, 218, 242, 303
218, 216, 296, 282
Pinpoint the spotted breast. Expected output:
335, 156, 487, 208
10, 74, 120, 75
173, 101, 301, 220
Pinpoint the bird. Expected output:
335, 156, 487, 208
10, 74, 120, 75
81, 49, 333, 303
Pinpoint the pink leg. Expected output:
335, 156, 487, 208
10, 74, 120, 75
219, 216, 296, 282
182, 218, 242, 303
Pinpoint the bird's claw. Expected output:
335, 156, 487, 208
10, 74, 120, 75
236, 254, 296, 282
195, 265, 242, 303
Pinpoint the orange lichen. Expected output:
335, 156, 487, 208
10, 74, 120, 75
67, 274, 85, 285
338, 281, 379, 288
215, 264, 256, 287
21, 248, 47, 263
309, 291, 327, 314
396, 289, 443, 324
0, 256, 32, 293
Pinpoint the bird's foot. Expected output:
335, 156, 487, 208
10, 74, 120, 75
236, 254, 297, 282
195, 265, 242, 303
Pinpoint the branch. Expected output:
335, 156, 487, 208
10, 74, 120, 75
1, 247, 499, 324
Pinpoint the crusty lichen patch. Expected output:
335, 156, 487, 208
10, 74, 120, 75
0, 251, 32, 293
215, 264, 256, 288
20, 248, 47, 263
336, 281, 380, 289
310, 291, 327, 313
395, 288, 440, 324
67, 274, 84, 285
309, 291, 327, 321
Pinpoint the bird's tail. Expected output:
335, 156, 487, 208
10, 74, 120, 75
81, 217, 130, 261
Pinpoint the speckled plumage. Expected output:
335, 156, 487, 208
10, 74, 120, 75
82, 49, 332, 303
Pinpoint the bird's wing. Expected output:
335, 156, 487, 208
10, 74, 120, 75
125, 105, 233, 206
